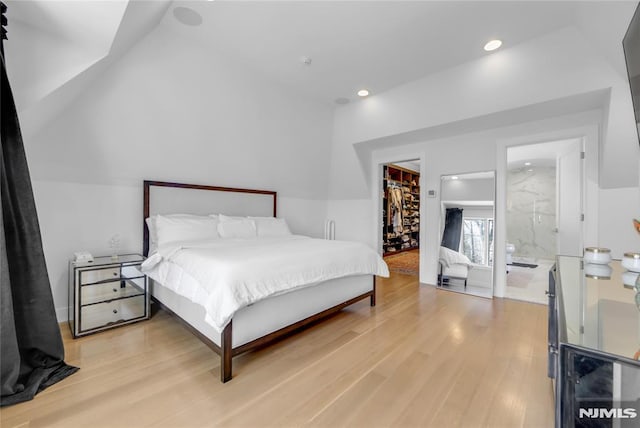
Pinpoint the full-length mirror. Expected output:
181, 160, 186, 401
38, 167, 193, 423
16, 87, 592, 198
439, 171, 495, 298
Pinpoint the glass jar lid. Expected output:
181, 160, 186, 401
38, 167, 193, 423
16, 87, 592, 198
585, 247, 611, 253
585, 273, 611, 280
623, 252, 640, 259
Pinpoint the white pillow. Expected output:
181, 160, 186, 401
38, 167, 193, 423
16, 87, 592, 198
217, 218, 257, 239
145, 216, 159, 253
147, 214, 197, 253
217, 214, 245, 222
155, 214, 219, 247
249, 216, 291, 237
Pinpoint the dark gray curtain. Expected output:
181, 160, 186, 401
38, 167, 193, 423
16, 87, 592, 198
1, 4, 78, 406
441, 208, 463, 251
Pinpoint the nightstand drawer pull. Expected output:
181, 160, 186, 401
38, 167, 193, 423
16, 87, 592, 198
113, 309, 118, 314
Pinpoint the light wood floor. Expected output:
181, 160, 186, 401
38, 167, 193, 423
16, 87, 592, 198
1, 273, 554, 428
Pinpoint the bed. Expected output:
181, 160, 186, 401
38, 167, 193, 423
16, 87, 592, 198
141, 180, 388, 382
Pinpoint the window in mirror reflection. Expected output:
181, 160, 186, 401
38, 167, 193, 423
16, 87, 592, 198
461, 217, 494, 266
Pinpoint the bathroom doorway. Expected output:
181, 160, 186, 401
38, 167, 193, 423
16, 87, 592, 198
381, 160, 420, 277
505, 139, 583, 304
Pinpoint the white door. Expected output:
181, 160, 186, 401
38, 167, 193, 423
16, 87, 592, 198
556, 144, 583, 256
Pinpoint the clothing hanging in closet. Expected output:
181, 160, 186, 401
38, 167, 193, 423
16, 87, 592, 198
388, 184, 403, 234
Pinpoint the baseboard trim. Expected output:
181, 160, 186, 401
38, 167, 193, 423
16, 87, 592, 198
56, 306, 69, 323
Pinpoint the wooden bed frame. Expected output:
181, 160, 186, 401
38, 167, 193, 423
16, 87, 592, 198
143, 180, 376, 382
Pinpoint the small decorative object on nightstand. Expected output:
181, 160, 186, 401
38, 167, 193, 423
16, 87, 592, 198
108, 234, 121, 261
68, 254, 149, 337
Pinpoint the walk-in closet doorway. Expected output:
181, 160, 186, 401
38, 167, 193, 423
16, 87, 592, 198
381, 160, 421, 277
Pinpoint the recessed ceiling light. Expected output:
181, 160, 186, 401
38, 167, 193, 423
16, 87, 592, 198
524, 162, 531, 166
527, 169, 534, 172
484, 39, 502, 51
451, 176, 459, 180
357, 89, 369, 97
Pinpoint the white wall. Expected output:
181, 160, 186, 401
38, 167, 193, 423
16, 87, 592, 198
22, 20, 335, 321
330, 28, 638, 191
598, 187, 640, 259
366, 131, 500, 286
26, 25, 333, 199
507, 166, 557, 260
33, 181, 329, 321
328, 25, 640, 296
5, 18, 101, 112
13, 8, 640, 319
32, 181, 139, 321
329, 27, 638, 197
330, 110, 615, 298
467, 266, 493, 290
441, 178, 494, 203
458, 207, 494, 220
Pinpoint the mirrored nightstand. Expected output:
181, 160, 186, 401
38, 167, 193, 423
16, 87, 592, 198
68, 254, 149, 337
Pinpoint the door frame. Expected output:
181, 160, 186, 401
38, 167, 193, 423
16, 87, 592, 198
495, 123, 599, 298
371, 152, 425, 280
555, 139, 586, 257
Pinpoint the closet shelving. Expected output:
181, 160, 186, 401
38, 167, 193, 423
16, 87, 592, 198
382, 164, 420, 256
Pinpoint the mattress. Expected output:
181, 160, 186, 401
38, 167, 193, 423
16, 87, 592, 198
142, 235, 388, 332
148, 268, 374, 348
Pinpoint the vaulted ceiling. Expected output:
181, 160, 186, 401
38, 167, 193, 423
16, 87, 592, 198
163, 1, 637, 105
3, 1, 637, 140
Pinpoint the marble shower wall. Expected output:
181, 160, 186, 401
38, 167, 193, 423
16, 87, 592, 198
507, 166, 556, 261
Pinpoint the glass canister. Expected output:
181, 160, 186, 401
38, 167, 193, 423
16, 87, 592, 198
622, 252, 640, 273
584, 247, 612, 265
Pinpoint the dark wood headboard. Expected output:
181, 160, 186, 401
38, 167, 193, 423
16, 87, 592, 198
143, 180, 277, 256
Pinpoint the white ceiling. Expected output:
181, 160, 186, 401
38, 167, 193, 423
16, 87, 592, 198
6, 0, 128, 55
507, 138, 583, 170
4, 0, 171, 136
165, 0, 593, 105
5, 1, 637, 134
393, 160, 420, 173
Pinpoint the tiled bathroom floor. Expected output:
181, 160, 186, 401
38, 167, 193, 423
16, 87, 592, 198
505, 258, 554, 305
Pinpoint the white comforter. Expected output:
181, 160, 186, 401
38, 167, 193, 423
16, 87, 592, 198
141, 235, 389, 332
